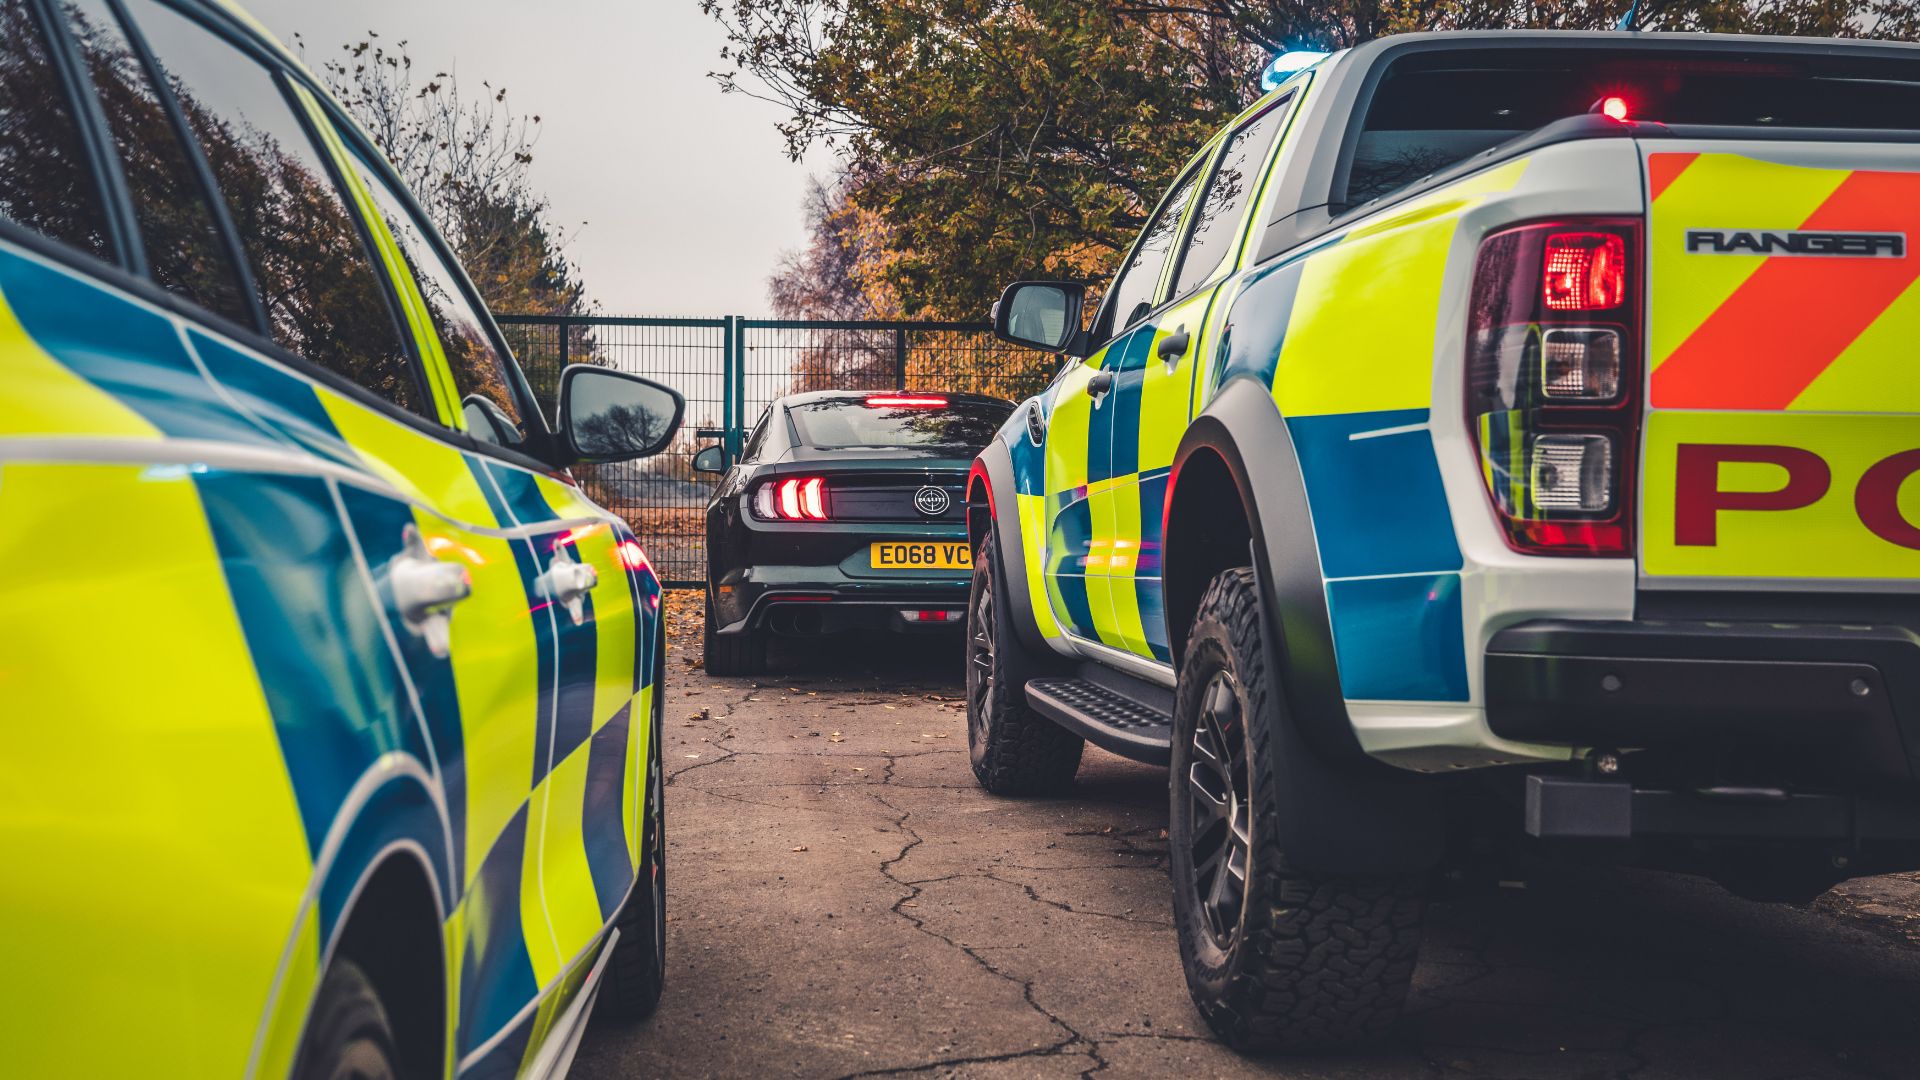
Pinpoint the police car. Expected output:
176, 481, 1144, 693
968, 32, 1920, 1052
0, 1, 677, 1075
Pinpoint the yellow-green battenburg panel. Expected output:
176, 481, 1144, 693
538, 744, 606, 966
1104, 481, 1151, 655
0, 286, 156, 438
521, 789, 565, 983
255, 912, 321, 1080
0, 463, 309, 1077
533, 480, 639, 734
317, 388, 541, 891
1275, 159, 1530, 419
626, 681, 654, 866
1082, 479, 1131, 650
1016, 492, 1062, 640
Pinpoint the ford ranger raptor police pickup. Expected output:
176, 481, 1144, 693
965, 30, 1920, 1053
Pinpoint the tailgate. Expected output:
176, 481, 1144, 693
1640, 142, 1920, 587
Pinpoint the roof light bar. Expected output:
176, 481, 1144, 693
865, 395, 948, 407
1260, 50, 1329, 91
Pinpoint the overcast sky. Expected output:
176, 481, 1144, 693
248, 0, 829, 317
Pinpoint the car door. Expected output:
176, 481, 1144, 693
95, 0, 629, 1067
1107, 92, 1301, 661
1042, 161, 1203, 648
304, 82, 653, 1056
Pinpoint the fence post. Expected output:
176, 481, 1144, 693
894, 327, 908, 391
557, 316, 570, 370
722, 315, 737, 464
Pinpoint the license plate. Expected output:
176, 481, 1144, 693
870, 541, 973, 570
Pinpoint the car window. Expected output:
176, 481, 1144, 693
123, 0, 425, 416
57, 0, 250, 321
1097, 163, 1201, 342
740, 409, 772, 463
0, 0, 113, 259
787, 398, 1014, 451
346, 143, 532, 447
1170, 95, 1293, 298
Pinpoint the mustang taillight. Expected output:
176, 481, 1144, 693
1466, 219, 1641, 556
754, 477, 829, 521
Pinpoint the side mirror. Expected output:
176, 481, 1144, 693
557, 365, 685, 465
691, 445, 727, 474
991, 281, 1085, 356
462, 394, 522, 448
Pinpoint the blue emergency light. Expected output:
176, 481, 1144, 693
1260, 50, 1330, 90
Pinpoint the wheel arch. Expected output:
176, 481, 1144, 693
969, 440, 1051, 654
1166, 377, 1444, 875
323, 842, 448, 1080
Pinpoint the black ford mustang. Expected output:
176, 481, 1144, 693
694, 390, 1016, 675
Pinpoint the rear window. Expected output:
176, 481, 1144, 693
1346, 47, 1920, 208
788, 397, 1014, 450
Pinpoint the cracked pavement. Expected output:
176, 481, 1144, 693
572, 603, 1920, 1080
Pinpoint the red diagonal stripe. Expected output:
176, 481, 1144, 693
1647, 152, 1699, 203
1651, 169, 1920, 410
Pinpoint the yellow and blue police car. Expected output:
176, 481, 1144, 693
0, 0, 676, 1075
971, 32, 1920, 1053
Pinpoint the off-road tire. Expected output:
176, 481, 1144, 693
967, 532, 1081, 795
601, 670, 668, 1022
702, 590, 764, 676
293, 958, 401, 1080
1170, 566, 1426, 1052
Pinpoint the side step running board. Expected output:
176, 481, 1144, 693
1025, 664, 1174, 766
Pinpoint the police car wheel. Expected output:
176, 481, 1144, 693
602, 675, 668, 1022
966, 532, 1082, 795
703, 590, 764, 676
1170, 567, 1425, 1053
293, 957, 400, 1080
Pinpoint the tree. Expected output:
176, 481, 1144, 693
303, 32, 593, 323
707, 0, 1919, 327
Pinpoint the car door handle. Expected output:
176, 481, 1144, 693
1086, 369, 1115, 400
390, 525, 472, 658
1024, 402, 1046, 445
538, 543, 599, 626
1157, 327, 1190, 368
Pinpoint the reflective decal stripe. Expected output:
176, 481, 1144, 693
457, 805, 541, 1063
1652, 168, 1920, 411
0, 279, 156, 438
580, 700, 637, 921
1645, 151, 1699, 202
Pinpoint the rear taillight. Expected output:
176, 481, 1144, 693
1466, 219, 1641, 556
753, 477, 830, 521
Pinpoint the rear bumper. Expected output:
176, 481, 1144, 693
713, 571, 970, 636
1486, 617, 1920, 783
1486, 616, 1920, 854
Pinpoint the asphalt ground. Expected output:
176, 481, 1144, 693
571, 593, 1920, 1080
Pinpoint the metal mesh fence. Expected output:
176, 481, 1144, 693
496, 314, 1055, 587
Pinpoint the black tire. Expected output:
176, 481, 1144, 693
966, 531, 1082, 795
1169, 567, 1426, 1053
702, 589, 763, 677
601, 676, 667, 1021
293, 958, 401, 1080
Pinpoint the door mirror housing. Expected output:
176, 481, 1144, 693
691, 445, 728, 474
557, 365, 685, 465
991, 281, 1086, 356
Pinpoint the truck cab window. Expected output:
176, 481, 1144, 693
1096, 163, 1200, 343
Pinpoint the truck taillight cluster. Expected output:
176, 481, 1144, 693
1466, 219, 1641, 556
754, 477, 829, 521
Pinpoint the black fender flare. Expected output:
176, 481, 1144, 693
968, 437, 1052, 656
1167, 377, 1443, 875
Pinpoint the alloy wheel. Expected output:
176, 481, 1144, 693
1187, 670, 1252, 950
